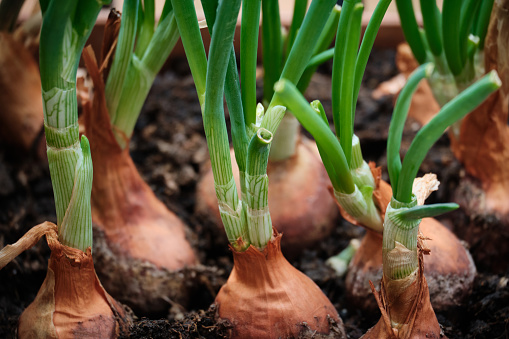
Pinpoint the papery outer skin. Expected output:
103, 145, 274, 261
361, 241, 445, 339
0, 32, 44, 153
81, 47, 197, 313
215, 231, 345, 339
342, 164, 476, 313
449, 0, 509, 216
18, 235, 128, 339
196, 138, 338, 258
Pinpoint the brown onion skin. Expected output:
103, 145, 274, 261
196, 138, 338, 257
448, 0, 509, 272
215, 232, 345, 339
0, 32, 44, 156
81, 47, 197, 313
361, 254, 444, 339
18, 238, 129, 339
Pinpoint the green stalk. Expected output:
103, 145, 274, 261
134, 0, 155, 57
331, 0, 356, 139
382, 196, 420, 280
241, 0, 261, 126
264, 0, 337, 133
419, 0, 442, 57
40, 0, 105, 251
199, 0, 249, 249
442, 0, 463, 76
339, 3, 363, 167
474, 0, 495, 50
245, 128, 273, 249
274, 80, 354, 194
396, 71, 501, 202
311, 4, 341, 57
170, 0, 207, 104
203, 0, 249, 192
311, 100, 341, 190
459, 0, 481, 66
262, 0, 282, 103
297, 5, 340, 92
395, 0, 427, 64
306, 48, 335, 69
396, 203, 459, 221
277, 0, 337, 93
57, 137, 93, 251
387, 64, 433, 195
284, 0, 307, 61
111, 10, 179, 148
105, 0, 138, 122
353, 0, 392, 106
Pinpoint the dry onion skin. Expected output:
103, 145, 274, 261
0, 222, 131, 339
0, 32, 44, 155
215, 232, 345, 339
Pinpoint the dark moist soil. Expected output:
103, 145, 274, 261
0, 49, 508, 339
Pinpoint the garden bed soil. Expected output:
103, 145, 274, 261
0, 50, 507, 338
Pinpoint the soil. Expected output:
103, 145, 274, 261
0, 49, 508, 339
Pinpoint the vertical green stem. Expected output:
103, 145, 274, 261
105, 0, 138, 122
284, 0, 307, 61
353, 0, 391, 106
339, 3, 363, 167
395, 0, 427, 64
246, 128, 273, 249
241, 0, 261, 126
442, 0, 463, 76
262, 0, 282, 103
170, 0, 207, 105
419, 0, 442, 57
297, 5, 341, 92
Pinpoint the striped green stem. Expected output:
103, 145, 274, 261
40, 0, 105, 251
105, 0, 138, 122
58, 137, 94, 251
112, 9, 180, 148
246, 128, 273, 249
334, 185, 383, 232
382, 196, 420, 280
